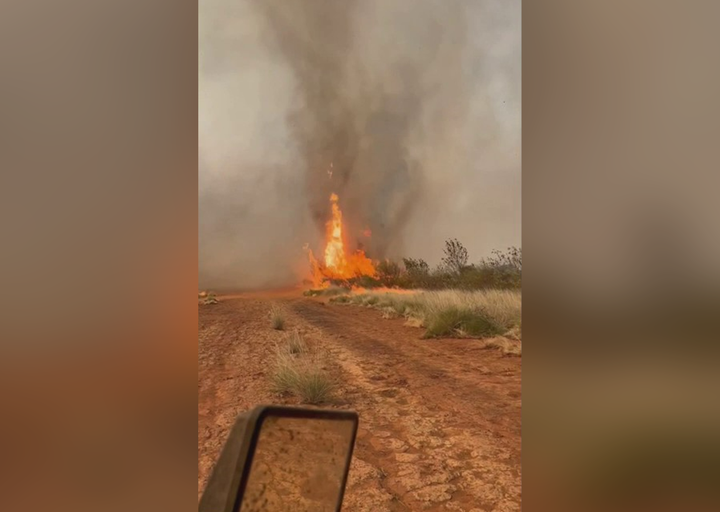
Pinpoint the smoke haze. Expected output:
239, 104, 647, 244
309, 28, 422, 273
199, 0, 520, 290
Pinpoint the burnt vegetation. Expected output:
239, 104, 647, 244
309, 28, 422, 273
315, 240, 521, 292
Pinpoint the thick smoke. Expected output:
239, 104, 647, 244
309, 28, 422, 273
199, 0, 520, 290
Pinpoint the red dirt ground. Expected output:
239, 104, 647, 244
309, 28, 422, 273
198, 292, 521, 511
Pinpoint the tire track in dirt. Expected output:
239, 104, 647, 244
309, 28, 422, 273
198, 296, 521, 511
285, 299, 521, 512
198, 299, 284, 496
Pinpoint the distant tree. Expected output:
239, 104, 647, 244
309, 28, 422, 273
441, 238, 469, 274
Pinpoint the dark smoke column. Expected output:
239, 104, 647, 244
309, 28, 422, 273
255, 0, 468, 260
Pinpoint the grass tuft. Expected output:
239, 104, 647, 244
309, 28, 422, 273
270, 306, 285, 330
285, 330, 308, 355
270, 334, 335, 404
293, 369, 335, 404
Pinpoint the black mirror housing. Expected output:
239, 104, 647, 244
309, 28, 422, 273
199, 406, 358, 512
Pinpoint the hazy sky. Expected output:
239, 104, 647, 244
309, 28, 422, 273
199, 0, 520, 289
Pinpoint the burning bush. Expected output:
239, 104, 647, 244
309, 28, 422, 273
303, 193, 521, 293
305, 193, 377, 288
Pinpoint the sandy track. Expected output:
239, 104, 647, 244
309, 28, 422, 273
198, 295, 521, 512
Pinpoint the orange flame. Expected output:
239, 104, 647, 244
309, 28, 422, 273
324, 193, 346, 272
306, 193, 376, 287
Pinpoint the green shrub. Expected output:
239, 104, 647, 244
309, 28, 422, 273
403, 257, 430, 275
400, 258, 431, 288
347, 275, 382, 289
478, 247, 522, 289
377, 259, 402, 286
456, 266, 496, 290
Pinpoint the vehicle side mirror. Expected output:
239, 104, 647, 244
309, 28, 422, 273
199, 405, 359, 512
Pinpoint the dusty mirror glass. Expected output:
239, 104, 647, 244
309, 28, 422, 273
238, 415, 356, 512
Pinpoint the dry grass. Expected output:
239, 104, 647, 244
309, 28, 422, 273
483, 337, 523, 356
331, 289, 521, 341
198, 291, 218, 305
270, 331, 335, 404
285, 329, 308, 355
404, 316, 424, 328
303, 286, 349, 297
423, 306, 502, 338
380, 306, 400, 319
270, 305, 286, 330
415, 290, 521, 331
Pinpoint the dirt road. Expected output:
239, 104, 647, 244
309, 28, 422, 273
198, 293, 521, 512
